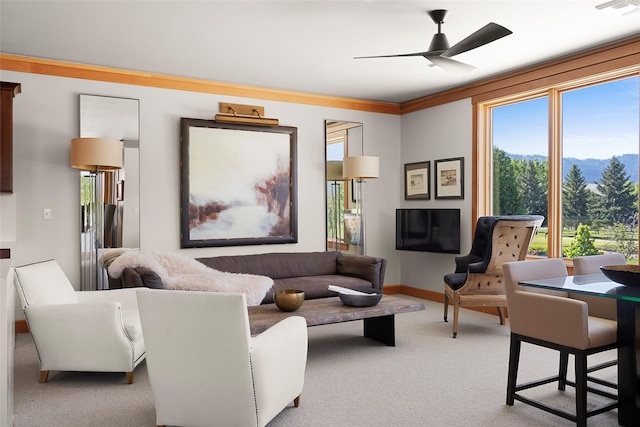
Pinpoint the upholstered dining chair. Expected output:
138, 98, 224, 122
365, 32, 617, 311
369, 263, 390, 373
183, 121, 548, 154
12, 259, 145, 383
572, 252, 626, 321
443, 215, 544, 337
503, 258, 618, 426
137, 289, 308, 427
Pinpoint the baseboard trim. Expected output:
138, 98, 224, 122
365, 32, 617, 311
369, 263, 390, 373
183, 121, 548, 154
384, 284, 507, 317
15, 320, 28, 334
15, 285, 505, 333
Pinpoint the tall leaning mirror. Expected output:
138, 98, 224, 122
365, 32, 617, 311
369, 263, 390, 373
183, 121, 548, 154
79, 94, 140, 291
325, 120, 363, 254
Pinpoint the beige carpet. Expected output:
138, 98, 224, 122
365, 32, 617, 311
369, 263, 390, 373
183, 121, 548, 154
12, 296, 619, 426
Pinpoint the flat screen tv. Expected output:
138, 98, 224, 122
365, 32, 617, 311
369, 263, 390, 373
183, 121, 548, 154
396, 208, 461, 254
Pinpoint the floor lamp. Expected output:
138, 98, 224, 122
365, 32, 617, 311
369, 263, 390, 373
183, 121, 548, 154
70, 137, 123, 291
343, 155, 379, 255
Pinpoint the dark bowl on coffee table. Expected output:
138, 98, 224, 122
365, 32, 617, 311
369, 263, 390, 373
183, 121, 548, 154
339, 292, 383, 307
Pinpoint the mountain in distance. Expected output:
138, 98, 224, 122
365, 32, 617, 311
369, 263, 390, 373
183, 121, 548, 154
508, 153, 638, 184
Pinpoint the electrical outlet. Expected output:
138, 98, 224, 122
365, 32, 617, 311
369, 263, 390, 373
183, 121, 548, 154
43, 208, 52, 220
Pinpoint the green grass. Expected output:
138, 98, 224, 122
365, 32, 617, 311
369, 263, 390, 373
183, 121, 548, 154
528, 227, 638, 263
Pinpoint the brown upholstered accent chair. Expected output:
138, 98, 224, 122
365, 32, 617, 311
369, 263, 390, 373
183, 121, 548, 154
572, 252, 626, 320
443, 215, 544, 338
503, 258, 618, 426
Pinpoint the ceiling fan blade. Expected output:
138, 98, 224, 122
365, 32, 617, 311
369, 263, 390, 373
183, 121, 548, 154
354, 51, 428, 59
425, 55, 476, 76
443, 22, 512, 58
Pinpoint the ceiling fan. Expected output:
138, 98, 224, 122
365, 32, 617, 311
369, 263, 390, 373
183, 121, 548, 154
354, 9, 512, 75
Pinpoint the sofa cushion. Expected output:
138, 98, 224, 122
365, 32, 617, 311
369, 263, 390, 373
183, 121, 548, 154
197, 251, 340, 279
337, 255, 381, 287
122, 267, 165, 289
263, 275, 374, 303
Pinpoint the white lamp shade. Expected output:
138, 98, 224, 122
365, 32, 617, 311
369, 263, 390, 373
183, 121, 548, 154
343, 156, 380, 179
327, 161, 346, 181
70, 137, 123, 171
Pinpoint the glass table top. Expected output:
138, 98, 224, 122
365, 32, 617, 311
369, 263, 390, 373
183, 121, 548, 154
519, 272, 640, 303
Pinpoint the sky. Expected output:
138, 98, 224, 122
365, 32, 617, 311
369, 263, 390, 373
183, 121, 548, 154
492, 76, 639, 160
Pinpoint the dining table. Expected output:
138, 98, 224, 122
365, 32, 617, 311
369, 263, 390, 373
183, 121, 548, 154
518, 272, 640, 427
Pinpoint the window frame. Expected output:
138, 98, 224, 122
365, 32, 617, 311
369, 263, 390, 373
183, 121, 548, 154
475, 69, 640, 259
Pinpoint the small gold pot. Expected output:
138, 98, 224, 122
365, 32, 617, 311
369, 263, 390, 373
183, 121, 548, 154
273, 289, 304, 312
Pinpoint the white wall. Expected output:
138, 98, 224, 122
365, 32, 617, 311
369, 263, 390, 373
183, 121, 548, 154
0, 263, 15, 427
0, 70, 402, 288
399, 99, 473, 292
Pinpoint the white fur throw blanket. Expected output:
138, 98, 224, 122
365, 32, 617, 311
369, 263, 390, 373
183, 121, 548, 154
108, 251, 273, 306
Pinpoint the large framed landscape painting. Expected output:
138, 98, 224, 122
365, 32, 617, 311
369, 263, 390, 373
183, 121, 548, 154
180, 118, 298, 248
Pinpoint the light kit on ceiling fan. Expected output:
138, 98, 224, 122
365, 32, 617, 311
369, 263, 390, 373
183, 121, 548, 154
596, 0, 640, 15
354, 9, 512, 76
214, 102, 279, 126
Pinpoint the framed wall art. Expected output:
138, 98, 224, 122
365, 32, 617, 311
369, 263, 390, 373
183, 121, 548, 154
434, 157, 464, 200
404, 161, 430, 200
180, 118, 298, 248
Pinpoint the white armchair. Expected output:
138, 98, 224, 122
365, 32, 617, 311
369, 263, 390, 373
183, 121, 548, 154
12, 259, 145, 383
136, 289, 308, 427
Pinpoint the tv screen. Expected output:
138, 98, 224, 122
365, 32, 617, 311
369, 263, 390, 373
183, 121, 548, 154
396, 208, 461, 254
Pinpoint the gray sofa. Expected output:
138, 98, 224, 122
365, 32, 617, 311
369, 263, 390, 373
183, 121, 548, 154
113, 251, 386, 304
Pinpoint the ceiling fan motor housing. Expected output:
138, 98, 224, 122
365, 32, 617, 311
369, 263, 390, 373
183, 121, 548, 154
429, 33, 450, 53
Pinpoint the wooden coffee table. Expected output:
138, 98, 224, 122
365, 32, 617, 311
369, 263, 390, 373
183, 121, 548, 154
247, 295, 425, 346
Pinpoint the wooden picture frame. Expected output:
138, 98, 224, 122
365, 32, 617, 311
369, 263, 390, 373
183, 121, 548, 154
404, 161, 430, 200
434, 157, 464, 200
180, 118, 298, 247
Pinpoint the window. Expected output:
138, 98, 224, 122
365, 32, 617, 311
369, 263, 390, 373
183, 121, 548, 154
492, 96, 549, 255
479, 74, 640, 262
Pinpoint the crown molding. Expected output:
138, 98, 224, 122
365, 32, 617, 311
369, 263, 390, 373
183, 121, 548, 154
0, 54, 401, 115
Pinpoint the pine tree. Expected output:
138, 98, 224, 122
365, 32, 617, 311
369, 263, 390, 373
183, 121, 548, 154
563, 164, 589, 223
522, 159, 548, 218
595, 156, 636, 225
493, 147, 525, 215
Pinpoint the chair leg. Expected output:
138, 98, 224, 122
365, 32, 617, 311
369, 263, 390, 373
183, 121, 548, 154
294, 395, 301, 408
497, 307, 505, 325
452, 300, 459, 338
575, 353, 588, 427
39, 370, 49, 383
443, 292, 449, 322
506, 334, 521, 406
126, 371, 134, 384
558, 351, 569, 391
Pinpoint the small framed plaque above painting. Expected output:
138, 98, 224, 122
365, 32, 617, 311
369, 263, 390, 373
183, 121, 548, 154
404, 161, 430, 200
434, 157, 464, 200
